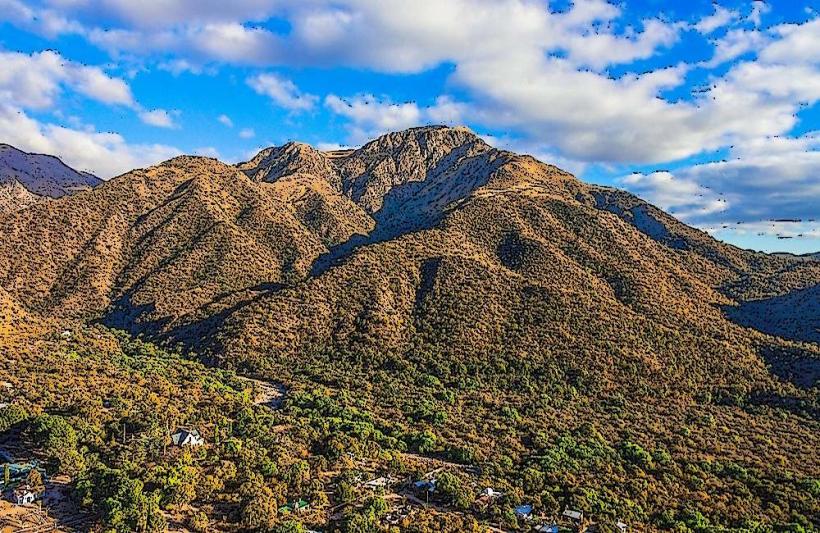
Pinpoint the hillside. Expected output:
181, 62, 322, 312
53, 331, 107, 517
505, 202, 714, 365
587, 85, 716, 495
0, 126, 818, 531
0, 144, 101, 213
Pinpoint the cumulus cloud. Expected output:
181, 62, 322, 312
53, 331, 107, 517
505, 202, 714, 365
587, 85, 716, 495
620, 171, 731, 221
217, 114, 234, 127
694, 5, 739, 34
562, 19, 681, 70
749, 1, 771, 27
324, 94, 469, 145
0, 103, 180, 177
138, 108, 178, 128
621, 133, 820, 238
759, 17, 820, 65
247, 73, 318, 111
0, 50, 134, 109
0, 0, 84, 37
703, 28, 768, 67
239, 128, 255, 139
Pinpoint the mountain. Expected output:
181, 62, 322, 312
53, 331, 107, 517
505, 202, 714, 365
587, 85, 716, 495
0, 126, 818, 530
0, 143, 101, 213
1, 125, 817, 367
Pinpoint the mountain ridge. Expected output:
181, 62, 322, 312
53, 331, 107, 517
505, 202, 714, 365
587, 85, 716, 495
0, 143, 101, 213
1, 126, 817, 350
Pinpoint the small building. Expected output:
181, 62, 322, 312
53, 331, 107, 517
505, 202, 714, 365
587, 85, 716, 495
515, 504, 533, 520
616, 520, 628, 532
563, 508, 583, 523
279, 499, 309, 514
535, 525, 559, 533
364, 476, 395, 490
171, 428, 205, 447
413, 479, 436, 493
481, 487, 503, 498
13, 485, 36, 505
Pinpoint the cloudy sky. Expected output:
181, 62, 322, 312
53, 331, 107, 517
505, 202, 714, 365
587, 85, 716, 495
1, 0, 818, 253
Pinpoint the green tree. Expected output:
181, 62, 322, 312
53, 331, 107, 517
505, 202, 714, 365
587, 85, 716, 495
240, 483, 278, 531
30, 414, 84, 474
274, 521, 306, 533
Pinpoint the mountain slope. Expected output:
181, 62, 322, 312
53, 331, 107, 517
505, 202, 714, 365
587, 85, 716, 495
0, 155, 335, 336
0, 144, 101, 213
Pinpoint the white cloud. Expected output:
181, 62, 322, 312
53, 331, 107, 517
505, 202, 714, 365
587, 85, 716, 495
324, 93, 470, 145
619, 171, 731, 220
217, 114, 234, 127
703, 28, 768, 67
563, 19, 682, 70
694, 5, 739, 34
0, 0, 84, 37
749, 1, 771, 27
759, 17, 820, 65
0, 50, 134, 109
239, 127, 255, 139
325, 94, 421, 144
621, 133, 820, 237
0, 103, 180, 177
247, 73, 318, 111
138, 108, 178, 128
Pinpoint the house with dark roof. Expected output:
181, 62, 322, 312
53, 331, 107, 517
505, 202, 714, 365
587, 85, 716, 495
171, 428, 205, 447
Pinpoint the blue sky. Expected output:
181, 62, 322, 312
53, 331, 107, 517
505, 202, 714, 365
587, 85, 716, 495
0, 0, 818, 253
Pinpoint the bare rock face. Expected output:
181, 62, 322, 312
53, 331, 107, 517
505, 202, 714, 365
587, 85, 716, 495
0, 178, 39, 213
336, 125, 495, 214
237, 142, 342, 189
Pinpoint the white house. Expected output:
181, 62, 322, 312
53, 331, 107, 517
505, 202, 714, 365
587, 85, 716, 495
171, 428, 205, 447
14, 486, 36, 505
563, 508, 583, 522
617, 520, 628, 532
481, 487, 503, 498
364, 476, 396, 490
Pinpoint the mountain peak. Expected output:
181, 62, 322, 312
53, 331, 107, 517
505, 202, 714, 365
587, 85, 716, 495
0, 143, 101, 214
237, 141, 339, 186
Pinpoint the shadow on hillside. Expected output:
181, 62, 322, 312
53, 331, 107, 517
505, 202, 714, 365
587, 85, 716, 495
723, 284, 820, 345
100, 282, 287, 356
313, 148, 501, 276
754, 343, 820, 390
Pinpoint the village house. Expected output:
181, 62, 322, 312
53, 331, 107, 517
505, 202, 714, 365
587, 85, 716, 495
171, 428, 205, 447
413, 479, 436, 493
534, 525, 559, 533
616, 520, 628, 532
279, 499, 309, 514
13, 485, 36, 505
363, 475, 397, 491
515, 504, 533, 520
474, 486, 504, 509
563, 508, 584, 525
481, 487, 503, 498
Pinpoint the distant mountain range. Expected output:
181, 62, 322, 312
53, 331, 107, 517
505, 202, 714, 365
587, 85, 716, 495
0, 144, 100, 213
